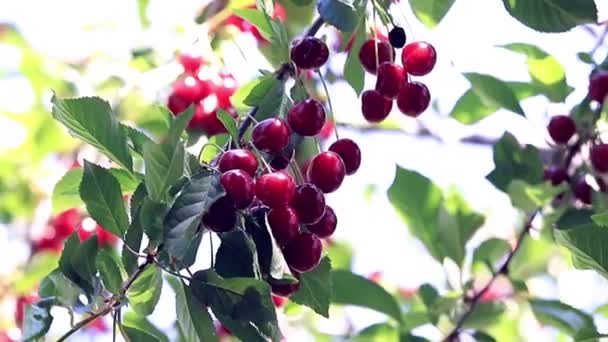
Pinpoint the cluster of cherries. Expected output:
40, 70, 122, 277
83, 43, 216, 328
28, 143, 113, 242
167, 53, 238, 136
359, 29, 437, 122
544, 70, 608, 204
202, 36, 361, 297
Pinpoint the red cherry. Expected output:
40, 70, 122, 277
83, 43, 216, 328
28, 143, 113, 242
589, 71, 608, 103
252, 118, 291, 153
283, 232, 323, 273
572, 176, 593, 205
271, 283, 300, 298
86, 317, 109, 333
218, 149, 259, 177
172, 76, 207, 103
375, 62, 405, 100
220, 170, 255, 209
33, 235, 64, 253
358, 39, 394, 74
52, 208, 81, 238
543, 166, 569, 186
307, 151, 346, 193
590, 144, 608, 173
202, 196, 237, 232
287, 98, 326, 136
290, 37, 330, 70
15, 294, 39, 327
215, 73, 237, 109
78, 224, 118, 247
329, 139, 361, 175
270, 148, 294, 171
401, 41, 437, 76
291, 184, 326, 225
361, 90, 393, 123
272, 294, 288, 307
167, 93, 190, 115
547, 115, 576, 145
255, 172, 296, 208
267, 206, 300, 246
307, 206, 337, 238
178, 53, 203, 74
396, 81, 430, 117
319, 120, 335, 140
190, 103, 237, 136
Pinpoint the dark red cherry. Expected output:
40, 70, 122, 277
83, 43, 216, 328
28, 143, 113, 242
252, 118, 291, 153
167, 93, 190, 115
189, 103, 236, 136
214, 72, 238, 109
291, 184, 326, 225
401, 41, 437, 76
178, 53, 204, 74
202, 196, 237, 232
572, 176, 593, 205
287, 98, 326, 136
376, 62, 405, 100
307, 205, 337, 238
589, 71, 608, 103
52, 208, 81, 238
307, 151, 346, 193
548, 115, 576, 145
290, 37, 329, 70
396, 81, 430, 117
283, 232, 323, 273
218, 149, 259, 177
172, 76, 208, 103
544, 166, 569, 186
220, 170, 255, 209
267, 206, 300, 246
329, 139, 361, 175
271, 282, 300, 298
590, 144, 608, 173
270, 148, 294, 170
255, 172, 296, 208
361, 90, 392, 123
358, 39, 394, 74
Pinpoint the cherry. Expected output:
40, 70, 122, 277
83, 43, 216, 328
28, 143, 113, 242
202, 196, 237, 232
270, 148, 294, 170
361, 89, 393, 123
172, 76, 208, 103
178, 53, 203, 74
52, 208, 80, 238
255, 172, 296, 208
396, 81, 430, 117
283, 232, 323, 273
307, 151, 346, 193
220, 170, 255, 209
376, 62, 405, 100
218, 149, 259, 177
329, 139, 361, 175
307, 205, 337, 238
547, 115, 576, 145
214, 72, 237, 109
401, 41, 437, 76
252, 118, 291, 153
543, 166, 569, 186
589, 71, 608, 103
271, 282, 300, 298
291, 184, 326, 225
33, 235, 63, 253
389, 27, 406, 48
572, 176, 593, 205
290, 37, 330, 70
590, 144, 608, 173
272, 294, 289, 306
167, 92, 190, 115
287, 98, 326, 136
189, 103, 236, 136
77, 224, 118, 247
358, 39, 394, 74
267, 206, 300, 246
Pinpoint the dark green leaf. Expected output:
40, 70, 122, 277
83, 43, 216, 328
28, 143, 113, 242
507, 180, 566, 213
51, 95, 133, 171
96, 249, 123, 295
332, 270, 402, 322
463, 73, 525, 116
216, 109, 239, 144
22, 298, 54, 341
577, 52, 595, 64
529, 299, 596, 336
354, 323, 399, 341
473, 238, 511, 267
171, 280, 218, 342
127, 265, 163, 316
591, 211, 608, 226
139, 198, 168, 245
291, 257, 332, 317
123, 124, 154, 156
464, 302, 506, 329
215, 230, 259, 278
233, 8, 274, 41
343, 16, 366, 95
317, 0, 359, 32
387, 166, 443, 259
121, 325, 161, 342
57, 234, 100, 296
486, 132, 544, 192
418, 284, 439, 308
143, 139, 185, 203
123, 183, 146, 275
473, 331, 497, 342
123, 310, 170, 342
408, 0, 455, 28
38, 270, 81, 307
80, 161, 129, 237
502, 0, 598, 33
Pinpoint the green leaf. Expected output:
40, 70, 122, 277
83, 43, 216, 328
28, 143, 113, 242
502, 0, 598, 33
555, 208, 608, 279
354, 323, 399, 341
507, 180, 567, 213
291, 257, 332, 317
343, 16, 366, 95
473, 331, 498, 342
332, 270, 402, 322
137, 0, 150, 27
123, 183, 146, 275
463, 73, 526, 116
233, 8, 274, 41
464, 302, 506, 329
387, 166, 443, 260
408, 0, 455, 29
80, 161, 129, 237
317, 0, 359, 32
143, 140, 185, 203
591, 211, 608, 226
96, 249, 124, 295
216, 109, 239, 144
12, 252, 59, 294
163, 170, 224, 269
121, 326, 161, 342
123, 310, 170, 342
486, 132, 544, 192
577, 52, 595, 65
473, 238, 511, 267
57, 234, 100, 297
215, 230, 259, 278
170, 279, 219, 342
139, 197, 168, 245
127, 265, 163, 316
38, 270, 81, 307
451, 82, 538, 124
22, 298, 54, 341
529, 299, 596, 336
499, 43, 572, 102
51, 95, 133, 171
231, 75, 284, 122
123, 124, 154, 156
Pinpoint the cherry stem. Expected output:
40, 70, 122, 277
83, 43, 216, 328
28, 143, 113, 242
289, 160, 304, 184
209, 232, 215, 267
316, 69, 340, 140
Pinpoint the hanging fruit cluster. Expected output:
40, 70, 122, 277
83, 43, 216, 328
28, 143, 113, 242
359, 27, 437, 122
